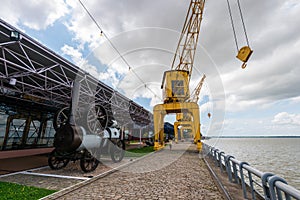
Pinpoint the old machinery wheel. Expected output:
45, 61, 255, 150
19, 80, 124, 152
110, 139, 125, 163
86, 104, 108, 135
53, 107, 69, 130
80, 149, 99, 172
48, 150, 70, 170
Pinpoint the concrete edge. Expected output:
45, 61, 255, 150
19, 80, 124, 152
202, 155, 232, 200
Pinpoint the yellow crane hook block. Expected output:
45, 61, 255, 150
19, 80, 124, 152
236, 46, 253, 69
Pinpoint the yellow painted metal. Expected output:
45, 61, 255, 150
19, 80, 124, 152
189, 74, 206, 103
176, 113, 184, 121
180, 128, 184, 141
174, 121, 195, 143
176, 112, 192, 122
236, 46, 253, 69
236, 46, 253, 62
171, 0, 205, 77
162, 70, 190, 103
153, 102, 202, 151
154, 0, 205, 151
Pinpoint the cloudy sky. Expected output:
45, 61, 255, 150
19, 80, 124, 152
1, 0, 299, 136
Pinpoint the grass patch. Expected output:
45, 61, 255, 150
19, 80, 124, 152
0, 181, 56, 200
125, 146, 154, 157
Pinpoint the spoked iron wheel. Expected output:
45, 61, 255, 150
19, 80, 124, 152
53, 107, 69, 131
53, 106, 83, 130
48, 150, 70, 170
80, 149, 99, 172
86, 104, 108, 135
110, 139, 125, 163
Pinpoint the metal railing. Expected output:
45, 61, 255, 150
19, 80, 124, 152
203, 143, 300, 200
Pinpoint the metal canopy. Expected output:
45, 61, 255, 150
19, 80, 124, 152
0, 18, 152, 126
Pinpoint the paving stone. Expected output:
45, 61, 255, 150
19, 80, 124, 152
42, 142, 224, 199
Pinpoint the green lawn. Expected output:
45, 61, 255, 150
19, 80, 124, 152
0, 181, 56, 200
125, 146, 155, 157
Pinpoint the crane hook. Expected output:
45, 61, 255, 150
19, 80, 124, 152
236, 46, 253, 69
241, 62, 247, 69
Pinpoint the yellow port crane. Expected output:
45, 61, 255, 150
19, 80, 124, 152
153, 0, 205, 150
153, 0, 252, 151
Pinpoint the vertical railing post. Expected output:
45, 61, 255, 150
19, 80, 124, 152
219, 151, 225, 173
248, 170, 256, 200
239, 162, 250, 199
232, 161, 239, 184
214, 149, 219, 166
269, 176, 289, 200
225, 155, 234, 182
209, 147, 214, 158
261, 172, 274, 200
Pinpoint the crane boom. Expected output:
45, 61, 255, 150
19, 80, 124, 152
189, 74, 206, 102
161, 0, 205, 103
176, 74, 206, 122
171, 0, 205, 80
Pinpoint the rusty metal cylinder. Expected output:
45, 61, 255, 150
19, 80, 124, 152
53, 124, 83, 152
54, 124, 102, 152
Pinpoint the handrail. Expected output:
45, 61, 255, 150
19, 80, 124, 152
276, 181, 300, 199
203, 143, 300, 200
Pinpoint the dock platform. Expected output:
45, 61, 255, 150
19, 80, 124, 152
43, 142, 225, 199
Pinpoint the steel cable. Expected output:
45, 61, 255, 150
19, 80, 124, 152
237, 0, 250, 47
226, 0, 239, 52
78, 0, 161, 102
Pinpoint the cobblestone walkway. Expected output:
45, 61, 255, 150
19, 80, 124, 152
44, 142, 224, 200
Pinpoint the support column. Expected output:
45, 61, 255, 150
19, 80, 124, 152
69, 81, 81, 126
153, 102, 201, 151
174, 122, 179, 143
21, 116, 32, 148
180, 127, 184, 141
191, 107, 202, 151
139, 127, 142, 146
153, 104, 166, 150
2, 115, 13, 150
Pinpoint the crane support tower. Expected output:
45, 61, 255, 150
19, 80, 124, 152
153, 0, 205, 151
174, 74, 206, 143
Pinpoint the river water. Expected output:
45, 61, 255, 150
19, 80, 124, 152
203, 138, 300, 190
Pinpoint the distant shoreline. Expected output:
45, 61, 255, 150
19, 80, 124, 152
205, 136, 300, 139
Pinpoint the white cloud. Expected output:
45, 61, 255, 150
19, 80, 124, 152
64, 0, 187, 48
221, 35, 300, 112
272, 112, 300, 126
61, 44, 83, 64
0, 0, 69, 30
0, 0, 299, 136
82, 28, 183, 101
61, 44, 101, 79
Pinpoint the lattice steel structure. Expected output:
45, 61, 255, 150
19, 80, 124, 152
0, 19, 152, 151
